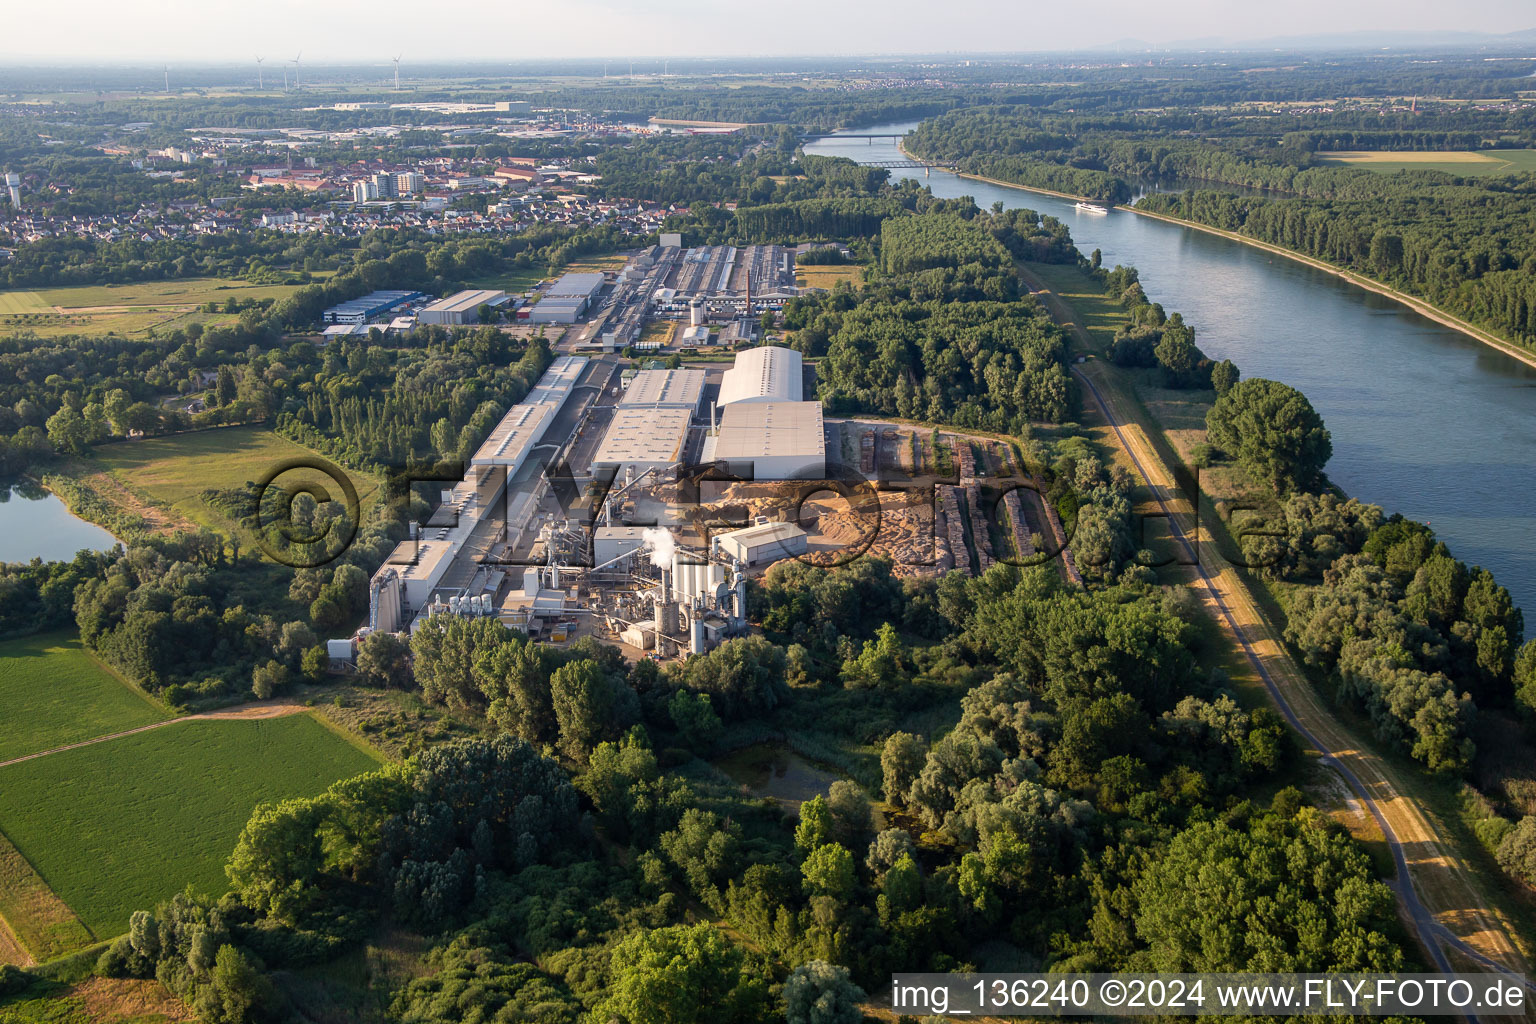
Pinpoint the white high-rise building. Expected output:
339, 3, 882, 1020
393, 172, 423, 195
352, 180, 377, 204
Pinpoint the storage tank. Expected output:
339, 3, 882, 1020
689, 298, 705, 327
690, 613, 706, 656
654, 596, 680, 640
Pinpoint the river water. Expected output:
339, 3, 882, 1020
805, 124, 1536, 618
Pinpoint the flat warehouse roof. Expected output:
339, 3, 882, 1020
712, 401, 824, 460
421, 289, 507, 315
469, 402, 551, 466
468, 355, 585, 466
384, 538, 455, 584
592, 407, 692, 466
720, 521, 807, 547
547, 271, 604, 298
619, 368, 705, 409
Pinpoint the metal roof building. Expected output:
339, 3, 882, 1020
322, 289, 423, 324
714, 521, 808, 568
469, 355, 587, 472
619, 368, 705, 414
591, 407, 692, 477
417, 289, 509, 326
716, 345, 803, 406
702, 401, 825, 480
547, 272, 605, 300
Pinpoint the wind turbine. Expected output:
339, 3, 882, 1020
290, 52, 302, 90
392, 53, 402, 91
255, 56, 264, 90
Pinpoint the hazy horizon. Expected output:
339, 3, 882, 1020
2, 0, 1532, 64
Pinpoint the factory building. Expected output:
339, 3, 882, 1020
714, 521, 809, 568
470, 353, 586, 484
591, 407, 692, 478
418, 289, 509, 326
381, 538, 458, 610
363, 356, 587, 636
619, 368, 705, 414
703, 401, 826, 480
322, 290, 423, 324
528, 271, 605, 324
593, 526, 649, 570
716, 345, 803, 405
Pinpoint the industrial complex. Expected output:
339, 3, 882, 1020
336, 342, 830, 667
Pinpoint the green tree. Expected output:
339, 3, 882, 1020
550, 658, 625, 762
45, 405, 91, 454
784, 960, 865, 1024
1153, 313, 1197, 381
795, 794, 832, 852
594, 924, 767, 1024
881, 731, 927, 804
1210, 358, 1239, 397
214, 366, 237, 407
1516, 640, 1536, 718
355, 631, 412, 689
1205, 378, 1332, 493
801, 843, 856, 901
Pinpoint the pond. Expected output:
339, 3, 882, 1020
714, 743, 844, 809
0, 482, 120, 563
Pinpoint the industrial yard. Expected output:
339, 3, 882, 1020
334, 342, 1062, 671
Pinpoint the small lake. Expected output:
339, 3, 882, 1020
0, 483, 121, 563
715, 743, 843, 808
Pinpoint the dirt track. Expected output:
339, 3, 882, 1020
1019, 266, 1531, 986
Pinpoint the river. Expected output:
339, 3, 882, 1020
804, 124, 1536, 619
0, 482, 120, 563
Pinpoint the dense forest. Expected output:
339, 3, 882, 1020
904, 104, 1536, 350
786, 207, 1079, 432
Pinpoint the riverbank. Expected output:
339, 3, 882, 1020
898, 138, 1536, 372
1127, 207, 1536, 374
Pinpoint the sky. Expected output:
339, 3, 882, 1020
2, 0, 1532, 63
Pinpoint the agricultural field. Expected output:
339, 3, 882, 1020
0, 714, 382, 940
794, 264, 864, 290
0, 632, 166, 765
0, 276, 309, 339
90, 425, 380, 540
1316, 149, 1536, 176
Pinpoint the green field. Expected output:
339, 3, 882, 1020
34, 277, 310, 309
0, 632, 167, 764
91, 425, 380, 539
0, 277, 312, 339
1317, 149, 1536, 176
0, 291, 49, 315
0, 714, 382, 938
